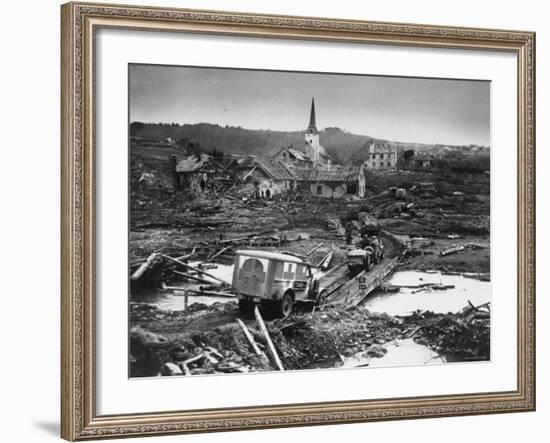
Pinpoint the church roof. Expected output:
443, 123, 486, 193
307, 98, 318, 132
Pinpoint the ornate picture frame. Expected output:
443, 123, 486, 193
61, 2, 535, 440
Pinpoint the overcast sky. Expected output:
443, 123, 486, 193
129, 64, 490, 146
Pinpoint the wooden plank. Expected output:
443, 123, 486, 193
210, 245, 232, 260
319, 251, 334, 270
316, 251, 332, 268
172, 270, 213, 285
161, 254, 227, 284
327, 256, 401, 307
306, 242, 324, 256
173, 288, 235, 298
175, 247, 196, 262
254, 307, 284, 371
236, 319, 263, 355
440, 245, 466, 256
130, 252, 160, 281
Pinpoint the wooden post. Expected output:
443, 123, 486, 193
236, 319, 262, 355
254, 306, 284, 371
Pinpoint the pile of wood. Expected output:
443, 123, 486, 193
160, 307, 284, 376
405, 300, 491, 360
161, 346, 251, 376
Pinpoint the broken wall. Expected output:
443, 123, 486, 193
310, 182, 347, 199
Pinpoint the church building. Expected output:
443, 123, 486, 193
304, 98, 331, 167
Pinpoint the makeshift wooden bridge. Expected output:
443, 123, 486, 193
324, 256, 402, 308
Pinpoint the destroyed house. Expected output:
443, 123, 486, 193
238, 157, 297, 198
364, 142, 398, 170
174, 153, 222, 193
307, 167, 360, 199
270, 146, 313, 168
409, 152, 435, 169
222, 155, 255, 175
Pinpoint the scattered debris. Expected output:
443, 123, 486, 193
317, 250, 334, 270
440, 243, 486, 257
129, 155, 491, 377
130, 299, 490, 377
161, 362, 183, 376
255, 306, 285, 371
161, 254, 228, 285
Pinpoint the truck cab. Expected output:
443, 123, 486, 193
232, 250, 319, 317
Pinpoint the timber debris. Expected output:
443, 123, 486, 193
130, 299, 490, 377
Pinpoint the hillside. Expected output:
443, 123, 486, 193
130, 122, 388, 165
130, 122, 489, 166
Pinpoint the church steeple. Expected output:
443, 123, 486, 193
305, 97, 321, 163
307, 97, 317, 133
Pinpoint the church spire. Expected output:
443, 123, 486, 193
307, 97, 317, 132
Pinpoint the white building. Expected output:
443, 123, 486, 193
364, 142, 397, 170
304, 98, 331, 167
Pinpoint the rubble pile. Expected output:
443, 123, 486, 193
130, 302, 273, 376
130, 300, 491, 377
404, 302, 491, 360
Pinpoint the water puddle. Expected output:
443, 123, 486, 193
341, 339, 445, 368
362, 270, 491, 316
306, 339, 444, 370
133, 263, 235, 311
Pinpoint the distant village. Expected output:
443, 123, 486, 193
132, 98, 489, 201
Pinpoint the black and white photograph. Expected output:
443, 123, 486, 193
128, 64, 491, 378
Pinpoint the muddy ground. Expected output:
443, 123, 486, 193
129, 168, 490, 377
130, 168, 489, 269
130, 301, 490, 377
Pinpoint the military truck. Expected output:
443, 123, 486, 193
347, 237, 385, 275
346, 214, 385, 274
232, 250, 324, 317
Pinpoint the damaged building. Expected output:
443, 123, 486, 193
171, 99, 369, 200
364, 142, 398, 170
174, 153, 222, 193
244, 158, 296, 198
226, 156, 296, 198
270, 146, 313, 169
410, 152, 435, 169
307, 167, 362, 199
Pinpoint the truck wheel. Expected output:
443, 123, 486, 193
277, 292, 294, 318
238, 299, 255, 317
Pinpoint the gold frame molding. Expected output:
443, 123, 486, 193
61, 2, 536, 440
